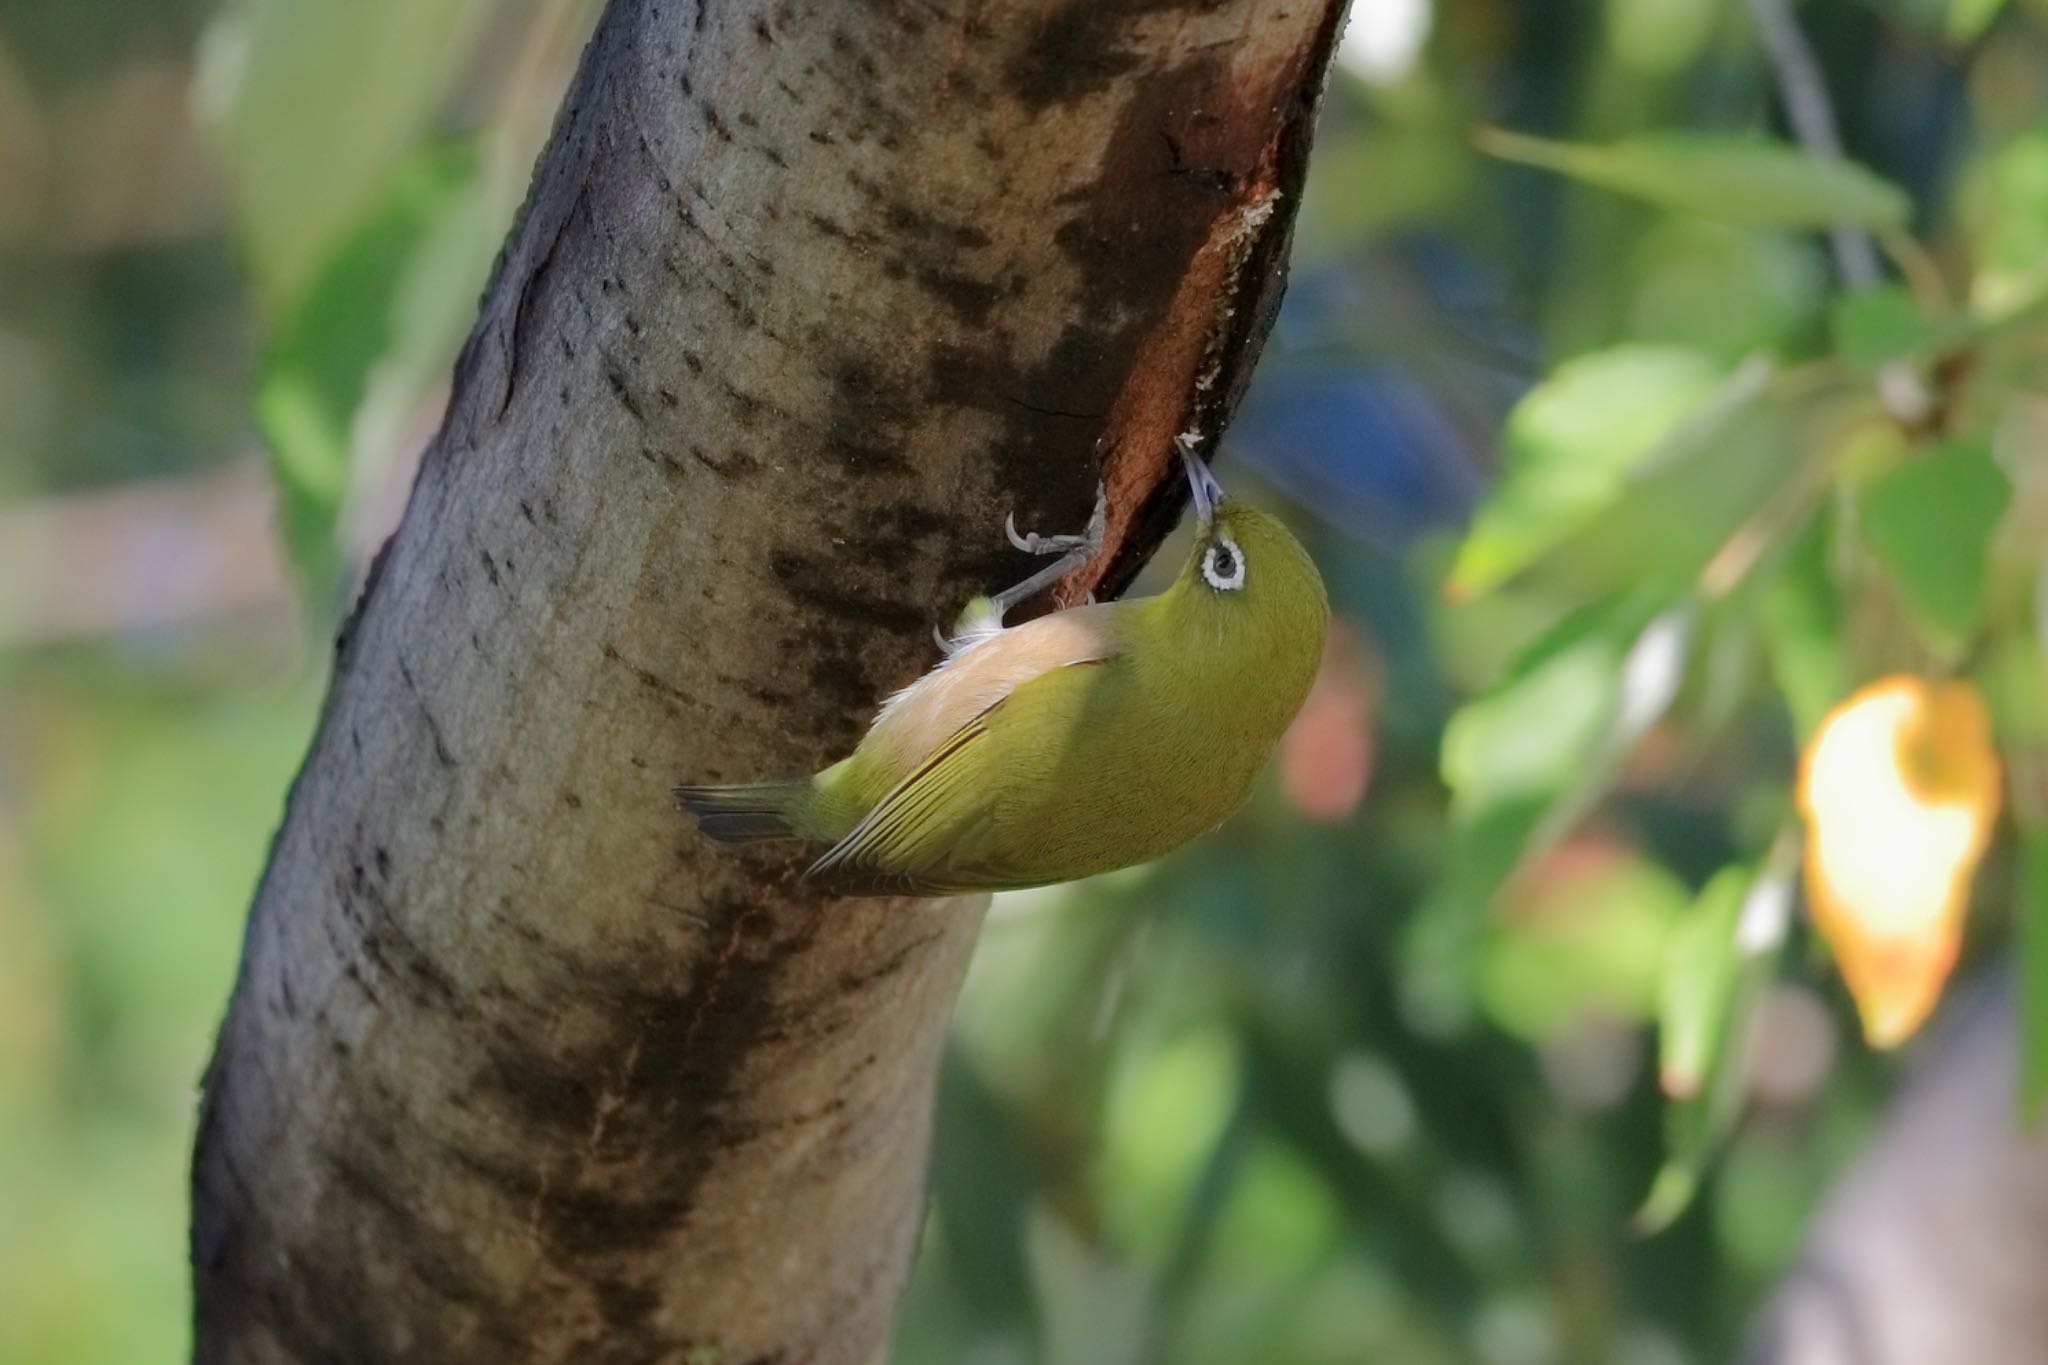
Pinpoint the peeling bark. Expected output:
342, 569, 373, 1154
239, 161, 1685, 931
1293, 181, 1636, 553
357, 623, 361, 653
190, 2, 1346, 1362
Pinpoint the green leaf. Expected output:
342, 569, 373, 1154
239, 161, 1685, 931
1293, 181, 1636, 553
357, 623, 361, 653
1992, 622, 2048, 1126
1476, 128, 1912, 231
1712, 1127, 1828, 1272
1100, 1026, 1240, 1255
1625, 219, 1827, 359
1428, 597, 1682, 974
1829, 285, 1939, 370
1948, 0, 2010, 44
1761, 509, 1846, 739
1442, 632, 1621, 815
1640, 850, 1795, 1231
1966, 131, 2048, 315
202, 0, 493, 307
256, 141, 486, 607
1860, 440, 2012, 644
1658, 867, 1750, 1100
1522, 364, 1789, 597
1478, 852, 1689, 1041
1980, 627, 2048, 748
1452, 346, 1725, 593
1204, 1141, 1341, 1280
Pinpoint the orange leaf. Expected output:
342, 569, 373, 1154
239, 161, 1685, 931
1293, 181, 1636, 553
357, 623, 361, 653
1797, 676, 2001, 1047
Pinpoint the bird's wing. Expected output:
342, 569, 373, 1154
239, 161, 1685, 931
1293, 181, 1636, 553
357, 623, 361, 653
806, 656, 1109, 894
859, 603, 1119, 776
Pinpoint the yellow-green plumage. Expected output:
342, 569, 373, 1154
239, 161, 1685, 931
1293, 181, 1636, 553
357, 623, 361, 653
677, 479, 1327, 896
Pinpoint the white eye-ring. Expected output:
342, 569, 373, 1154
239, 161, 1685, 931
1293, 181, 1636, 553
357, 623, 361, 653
1202, 537, 1246, 592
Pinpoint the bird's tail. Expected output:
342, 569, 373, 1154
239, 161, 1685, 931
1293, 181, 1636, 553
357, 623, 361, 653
673, 780, 810, 844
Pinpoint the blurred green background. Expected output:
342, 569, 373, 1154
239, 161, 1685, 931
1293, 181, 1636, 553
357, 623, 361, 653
5, 0, 2048, 1361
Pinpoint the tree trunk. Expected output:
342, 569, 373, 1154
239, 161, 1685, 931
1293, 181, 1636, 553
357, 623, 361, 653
189, 2, 1346, 1361
1745, 971, 2048, 1365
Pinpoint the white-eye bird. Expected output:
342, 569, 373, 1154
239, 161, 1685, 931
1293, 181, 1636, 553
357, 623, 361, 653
675, 439, 1329, 895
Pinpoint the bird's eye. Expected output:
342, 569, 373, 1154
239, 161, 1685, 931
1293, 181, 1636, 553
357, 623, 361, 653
1202, 537, 1246, 592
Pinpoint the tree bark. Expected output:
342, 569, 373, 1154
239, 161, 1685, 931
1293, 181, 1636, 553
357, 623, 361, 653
190, 2, 1345, 1362
1745, 971, 2048, 1365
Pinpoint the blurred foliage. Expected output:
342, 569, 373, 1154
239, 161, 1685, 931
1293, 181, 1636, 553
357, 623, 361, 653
7, 0, 2048, 1363
0, 641, 318, 1362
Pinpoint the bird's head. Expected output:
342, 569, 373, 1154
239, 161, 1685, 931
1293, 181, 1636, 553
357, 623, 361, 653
1175, 438, 1324, 623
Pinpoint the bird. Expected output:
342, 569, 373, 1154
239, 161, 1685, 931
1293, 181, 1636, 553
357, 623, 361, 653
675, 438, 1329, 895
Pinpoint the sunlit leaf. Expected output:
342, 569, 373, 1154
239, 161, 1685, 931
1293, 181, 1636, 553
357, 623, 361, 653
1432, 597, 1681, 951
201, 0, 493, 306
1451, 346, 1724, 593
1799, 676, 2002, 1047
256, 141, 485, 606
1442, 635, 1619, 814
1607, 0, 1721, 75
1204, 1140, 1341, 1280
1478, 846, 1688, 1041
1640, 851, 1795, 1231
1964, 130, 2048, 315
1860, 440, 2012, 645
1659, 868, 1750, 1099
1948, 0, 2011, 47
1100, 1027, 1240, 1256
1522, 363, 1789, 597
1476, 128, 1911, 230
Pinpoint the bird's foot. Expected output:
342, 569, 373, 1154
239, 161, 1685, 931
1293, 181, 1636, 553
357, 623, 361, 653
1004, 484, 1108, 559
935, 486, 1107, 654
983, 485, 1106, 619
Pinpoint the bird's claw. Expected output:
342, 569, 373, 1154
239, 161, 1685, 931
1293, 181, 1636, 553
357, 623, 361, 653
1004, 512, 1089, 557
1003, 486, 1109, 558
959, 484, 1110, 635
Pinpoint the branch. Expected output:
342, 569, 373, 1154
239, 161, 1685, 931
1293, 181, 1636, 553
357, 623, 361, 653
1744, 971, 2048, 1365
188, 2, 1347, 1362
1744, 0, 1930, 423
1743, 0, 1881, 289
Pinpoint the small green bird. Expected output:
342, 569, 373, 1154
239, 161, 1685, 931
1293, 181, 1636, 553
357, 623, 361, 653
676, 440, 1329, 895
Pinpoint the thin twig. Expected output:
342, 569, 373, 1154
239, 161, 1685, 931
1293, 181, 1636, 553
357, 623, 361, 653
1745, 0, 1932, 423
1878, 226, 1954, 315
1744, 0, 1882, 289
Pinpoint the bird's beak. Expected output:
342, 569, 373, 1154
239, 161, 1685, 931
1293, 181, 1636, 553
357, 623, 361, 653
1178, 437, 1225, 528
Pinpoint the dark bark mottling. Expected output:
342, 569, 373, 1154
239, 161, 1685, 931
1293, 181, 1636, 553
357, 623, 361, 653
191, 1, 1346, 1361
